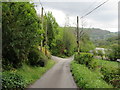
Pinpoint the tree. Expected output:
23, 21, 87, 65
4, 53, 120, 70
50, 27, 77, 57
63, 28, 77, 56
50, 27, 64, 56
80, 33, 95, 52
43, 12, 58, 50
106, 44, 120, 61
2, 2, 42, 69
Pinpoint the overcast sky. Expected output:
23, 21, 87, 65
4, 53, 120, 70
34, 0, 119, 32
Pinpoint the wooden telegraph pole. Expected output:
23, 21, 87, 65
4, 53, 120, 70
40, 7, 44, 51
77, 16, 80, 53
45, 14, 48, 55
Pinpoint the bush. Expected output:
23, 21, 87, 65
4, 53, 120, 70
75, 53, 93, 66
92, 50, 97, 56
89, 59, 100, 71
106, 44, 120, 61
97, 50, 104, 59
70, 61, 113, 88
28, 48, 48, 67
89, 59, 120, 88
101, 67, 120, 87
2, 72, 26, 89
2, 48, 22, 70
2, 58, 13, 71
99, 60, 120, 88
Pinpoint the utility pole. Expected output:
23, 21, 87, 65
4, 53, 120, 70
45, 14, 48, 55
40, 7, 44, 51
77, 16, 80, 53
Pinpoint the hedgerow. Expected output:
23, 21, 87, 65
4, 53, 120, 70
75, 52, 93, 66
70, 61, 113, 88
28, 48, 48, 67
74, 52, 120, 88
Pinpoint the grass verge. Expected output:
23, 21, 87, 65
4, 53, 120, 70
70, 61, 113, 88
2, 59, 55, 89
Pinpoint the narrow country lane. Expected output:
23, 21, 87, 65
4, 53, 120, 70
28, 55, 77, 88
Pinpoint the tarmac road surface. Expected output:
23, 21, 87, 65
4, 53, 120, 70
28, 55, 77, 88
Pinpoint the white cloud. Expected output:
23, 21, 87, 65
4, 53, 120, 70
45, 8, 66, 26
34, 0, 119, 32
34, 0, 108, 3
84, 18, 118, 32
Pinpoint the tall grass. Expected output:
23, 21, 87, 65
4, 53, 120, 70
18, 60, 55, 85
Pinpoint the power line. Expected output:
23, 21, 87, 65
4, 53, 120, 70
81, 0, 107, 16
81, 0, 110, 19
81, 0, 97, 16
78, 0, 110, 43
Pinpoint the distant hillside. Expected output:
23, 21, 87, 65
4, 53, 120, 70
67, 27, 118, 41
82, 28, 118, 41
64, 27, 118, 47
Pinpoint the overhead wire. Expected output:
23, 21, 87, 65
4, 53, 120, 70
80, 0, 110, 19
79, 0, 110, 37
80, 0, 98, 16
80, 0, 107, 28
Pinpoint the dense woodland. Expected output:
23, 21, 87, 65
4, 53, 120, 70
2, 2, 120, 89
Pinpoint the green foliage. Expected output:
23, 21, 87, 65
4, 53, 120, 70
2, 2, 42, 69
2, 58, 14, 71
51, 39, 65, 57
63, 28, 77, 56
80, 33, 95, 52
84, 28, 118, 47
106, 44, 120, 61
2, 72, 26, 89
92, 50, 97, 56
75, 53, 93, 66
101, 67, 120, 88
89, 59, 99, 70
51, 27, 65, 57
43, 12, 58, 50
74, 51, 120, 88
2, 60, 55, 89
89, 59, 120, 88
70, 27, 117, 48
70, 61, 113, 88
98, 59, 120, 88
94, 35, 118, 48
97, 50, 104, 59
28, 48, 48, 67
51, 27, 77, 57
